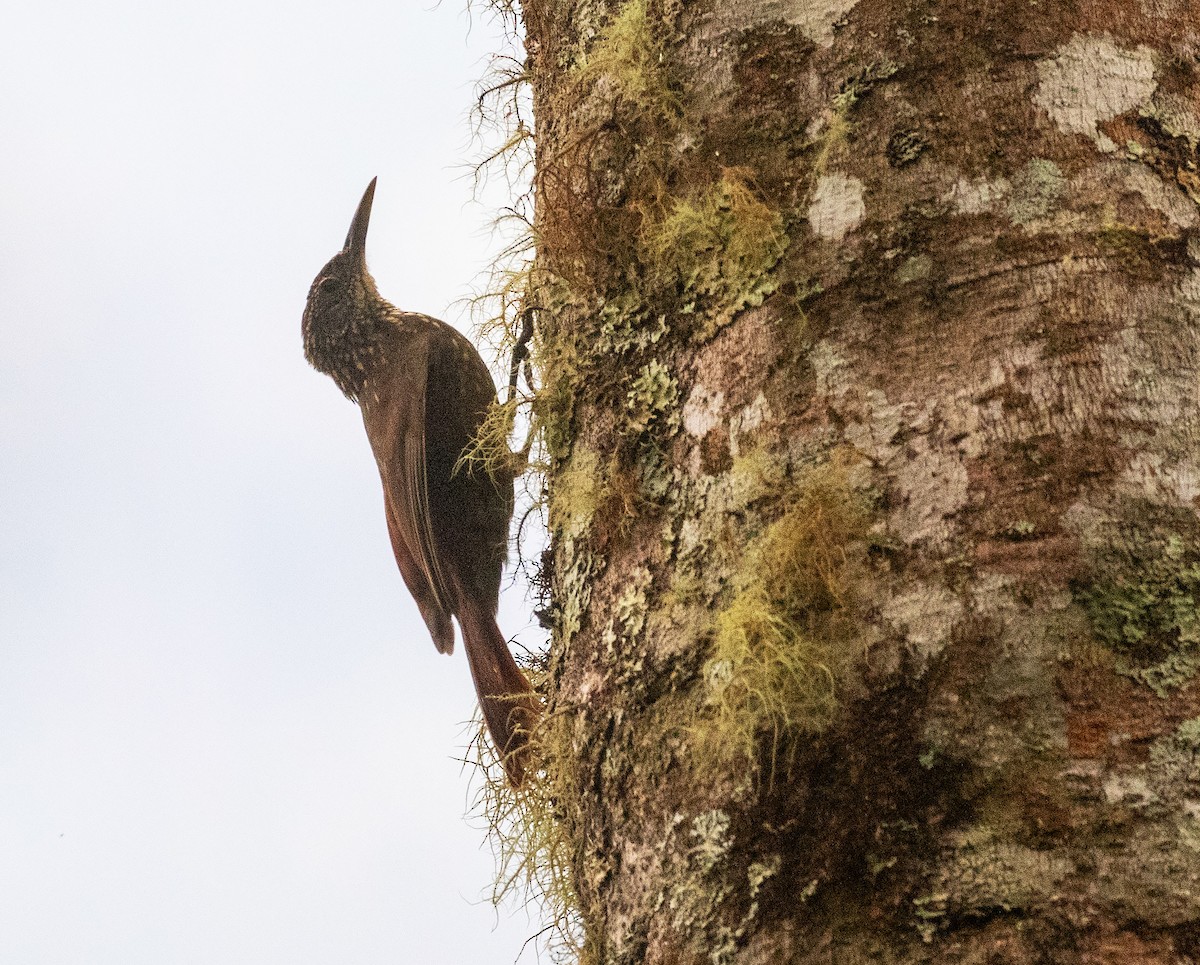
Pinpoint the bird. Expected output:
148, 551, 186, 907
302, 177, 538, 784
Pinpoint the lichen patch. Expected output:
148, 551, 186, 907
730, 393, 770, 458
946, 175, 1012, 215
779, 0, 859, 48
1121, 164, 1200, 230
1006, 158, 1066, 226
881, 584, 963, 663
807, 173, 866, 242
683, 383, 726, 439
1034, 34, 1158, 152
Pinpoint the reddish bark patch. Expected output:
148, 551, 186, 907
1060, 659, 1200, 766
689, 300, 783, 417
1080, 928, 1178, 964
974, 533, 1083, 583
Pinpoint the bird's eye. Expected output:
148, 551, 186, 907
319, 277, 341, 294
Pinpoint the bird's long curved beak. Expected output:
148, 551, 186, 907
344, 177, 377, 265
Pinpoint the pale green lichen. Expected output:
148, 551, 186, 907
747, 855, 781, 899
596, 294, 668, 355
615, 566, 653, 639
626, 359, 681, 436
1080, 533, 1200, 696
1006, 158, 1066, 226
913, 892, 948, 943
938, 831, 1074, 917
1148, 716, 1200, 799
657, 809, 753, 965
910, 823, 1075, 941
558, 540, 599, 645
689, 809, 733, 874
550, 446, 605, 540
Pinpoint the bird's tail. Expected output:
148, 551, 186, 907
458, 599, 540, 786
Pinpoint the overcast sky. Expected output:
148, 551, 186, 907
0, 2, 546, 962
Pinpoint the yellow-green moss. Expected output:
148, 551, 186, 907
809, 61, 899, 178
456, 396, 522, 479
692, 462, 871, 782
574, 0, 676, 124
637, 169, 787, 341
472, 683, 592, 965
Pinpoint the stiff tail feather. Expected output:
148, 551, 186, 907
458, 600, 540, 785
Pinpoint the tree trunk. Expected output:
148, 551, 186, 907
500, 0, 1200, 960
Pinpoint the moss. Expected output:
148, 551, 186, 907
471, 674, 592, 965
537, 0, 679, 291
831, 61, 899, 114
1080, 533, 1200, 696
636, 169, 788, 341
456, 396, 522, 479
574, 0, 676, 126
466, 3, 830, 957
692, 460, 872, 783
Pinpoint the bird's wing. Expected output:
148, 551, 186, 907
361, 330, 455, 649
383, 479, 455, 654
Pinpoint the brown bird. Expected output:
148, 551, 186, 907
302, 177, 537, 784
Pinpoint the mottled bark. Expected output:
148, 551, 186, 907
508, 0, 1200, 961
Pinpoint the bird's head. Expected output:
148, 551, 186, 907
302, 177, 384, 382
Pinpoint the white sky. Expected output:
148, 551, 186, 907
0, 2, 546, 962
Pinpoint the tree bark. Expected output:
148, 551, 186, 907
505, 0, 1200, 960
